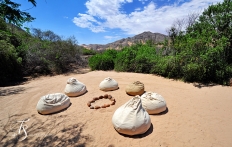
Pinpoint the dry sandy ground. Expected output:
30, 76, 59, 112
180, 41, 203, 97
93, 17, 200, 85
0, 70, 232, 147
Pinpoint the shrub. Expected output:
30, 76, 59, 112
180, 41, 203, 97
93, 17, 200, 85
114, 46, 137, 72
0, 19, 25, 85
151, 56, 170, 77
82, 48, 97, 55
182, 63, 205, 82
23, 35, 84, 74
88, 49, 117, 70
89, 54, 114, 70
115, 42, 157, 73
133, 55, 153, 73
0, 40, 23, 85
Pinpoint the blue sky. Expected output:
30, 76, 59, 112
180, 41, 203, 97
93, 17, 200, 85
16, 0, 223, 45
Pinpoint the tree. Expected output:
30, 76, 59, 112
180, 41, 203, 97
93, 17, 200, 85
32, 28, 62, 41
167, 12, 200, 38
162, 0, 232, 84
188, 0, 232, 63
0, 0, 36, 27
166, 12, 200, 52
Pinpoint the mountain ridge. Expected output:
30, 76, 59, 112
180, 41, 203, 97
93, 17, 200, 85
81, 31, 168, 50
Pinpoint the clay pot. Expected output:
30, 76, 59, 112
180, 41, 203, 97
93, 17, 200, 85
90, 99, 95, 103
101, 105, 106, 108
105, 104, 110, 107
95, 106, 101, 109
110, 98, 115, 102
93, 97, 99, 100
87, 102, 91, 107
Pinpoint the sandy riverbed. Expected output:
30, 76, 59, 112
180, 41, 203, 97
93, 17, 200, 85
0, 70, 232, 147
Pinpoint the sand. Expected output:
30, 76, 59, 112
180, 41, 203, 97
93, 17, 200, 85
0, 70, 232, 147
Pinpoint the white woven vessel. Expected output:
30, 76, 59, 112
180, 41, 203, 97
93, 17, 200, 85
99, 77, 118, 91
141, 92, 167, 114
64, 77, 87, 97
36, 93, 70, 114
112, 96, 151, 135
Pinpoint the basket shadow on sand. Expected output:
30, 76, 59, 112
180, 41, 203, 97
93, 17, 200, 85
117, 123, 154, 139
152, 107, 169, 116
37, 103, 72, 115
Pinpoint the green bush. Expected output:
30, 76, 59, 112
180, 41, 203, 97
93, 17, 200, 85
88, 49, 117, 70
151, 56, 170, 77
134, 43, 157, 73
0, 18, 25, 85
103, 49, 118, 58
114, 43, 157, 73
0, 40, 23, 85
114, 46, 136, 72
182, 63, 205, 82
82, 48, 97, 55
133, 55, 153, 73
89, 54, 114, 70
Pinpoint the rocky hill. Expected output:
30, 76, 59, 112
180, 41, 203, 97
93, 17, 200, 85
82, 31, 168, 50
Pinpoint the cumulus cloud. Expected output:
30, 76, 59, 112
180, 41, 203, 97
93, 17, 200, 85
104, 35, 121, 40
73, 13, 105, 32
73, 0, 223, 35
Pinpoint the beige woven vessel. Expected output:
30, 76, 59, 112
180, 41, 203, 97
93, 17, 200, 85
125, 81, 144, 96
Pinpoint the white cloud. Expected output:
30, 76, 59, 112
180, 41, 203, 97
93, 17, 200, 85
73, 13, 105, 32
138, 0, 148, 4
104, 35, 121, 40
135, 7, 141, 11
73, 0, 223, 35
